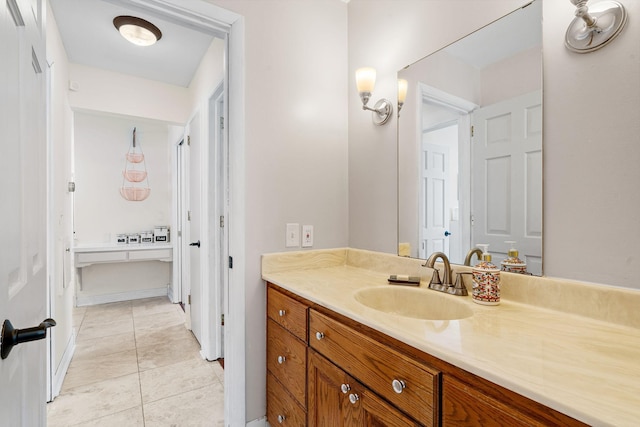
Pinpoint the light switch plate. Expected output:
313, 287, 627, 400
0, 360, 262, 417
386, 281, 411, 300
286, 223, 299, 247
302, 225, 313, 247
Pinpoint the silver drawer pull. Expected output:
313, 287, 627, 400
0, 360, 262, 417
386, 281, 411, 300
278, 309, 286, 317
277, 414, 285, 423
277, 355, 286, 364
315, 331, 325, 340
392, 379, 406, 394
340, 383, 351, 394
348, 393, 360, 404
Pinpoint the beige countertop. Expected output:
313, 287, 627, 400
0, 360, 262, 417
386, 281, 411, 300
262, 248, 640, 427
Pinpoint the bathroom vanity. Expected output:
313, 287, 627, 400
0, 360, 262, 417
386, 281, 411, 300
263, 248, 640, 426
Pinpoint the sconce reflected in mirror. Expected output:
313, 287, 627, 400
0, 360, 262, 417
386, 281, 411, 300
397, 79, 408, 115
565, 0, 627, 53
355, 67, 393, 125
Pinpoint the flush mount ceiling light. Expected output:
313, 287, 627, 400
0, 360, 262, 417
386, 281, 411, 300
565, 0, 627, 53
113, 16, 162, 47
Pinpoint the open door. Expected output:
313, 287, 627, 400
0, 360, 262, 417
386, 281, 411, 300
1, 0, 52, 423
188, 115, 203, 345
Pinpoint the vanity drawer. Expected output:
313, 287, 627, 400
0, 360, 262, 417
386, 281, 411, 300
309, 309, 440, 425
267, 285, 308, 341
267, 319, 307, 407
267, 372, 306, 427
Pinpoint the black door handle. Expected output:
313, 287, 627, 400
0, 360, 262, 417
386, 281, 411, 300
1, 318, 56, 359
189, 240, 201, 248
444, 231, 452, 237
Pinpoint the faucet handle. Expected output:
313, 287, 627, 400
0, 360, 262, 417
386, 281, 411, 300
428, 268, 447, 291
448, 272, 471, 296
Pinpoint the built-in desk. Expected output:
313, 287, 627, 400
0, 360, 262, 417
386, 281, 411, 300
73, 243, 173, 268
73, 243, 173, 306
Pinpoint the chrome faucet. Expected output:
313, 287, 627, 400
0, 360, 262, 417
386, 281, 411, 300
423, 252, 452, 292
464, 247, 483, 266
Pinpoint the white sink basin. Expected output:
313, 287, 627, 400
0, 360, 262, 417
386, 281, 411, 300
354, 286, 473, 320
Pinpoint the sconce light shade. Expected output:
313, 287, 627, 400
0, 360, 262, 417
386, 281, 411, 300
565, 0, 627, 53
355, 67, 393, 126
397, 79, 408, 113
114, 16, 162, 47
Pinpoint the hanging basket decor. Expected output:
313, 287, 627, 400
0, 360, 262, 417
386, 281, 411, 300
121, 127, 151, 201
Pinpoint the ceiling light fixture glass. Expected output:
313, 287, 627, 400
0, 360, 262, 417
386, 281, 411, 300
113, 16, 162, 47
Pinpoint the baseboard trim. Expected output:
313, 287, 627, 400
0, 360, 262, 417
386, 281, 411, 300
51, 329, 76, 399
76, 287, 168, 306
247, 416, 267, 427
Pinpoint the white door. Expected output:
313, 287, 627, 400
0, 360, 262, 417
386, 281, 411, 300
176, 139, 191, 328
419, 140, 451, 259
472, 91, 542, 274
1, 0, 51, 424
188, 116, 202, 344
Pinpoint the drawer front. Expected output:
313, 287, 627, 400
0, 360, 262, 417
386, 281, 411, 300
267, 319, 307, 407
76, 251, 127, 264
267, 372, 306, 427
128, 248, 172, 260
267, 286, 307, 341
309, 309, 439, 425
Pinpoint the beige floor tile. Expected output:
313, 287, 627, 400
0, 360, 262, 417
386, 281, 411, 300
47, 373, 141, 426
131, 296, 176, 317
78, 316, 134, 341
61, 348, 139, 392
134, 323, 193, 348
68, 406, 144, 427
212, 360, 225, 384
140, 357, 219, 404
133, 308, 184, 331
143, 383, 224, 427
137, 335, 202, 371
73, 331, 136, 360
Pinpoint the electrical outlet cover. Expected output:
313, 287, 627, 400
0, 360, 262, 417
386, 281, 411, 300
302, 225, 314, 247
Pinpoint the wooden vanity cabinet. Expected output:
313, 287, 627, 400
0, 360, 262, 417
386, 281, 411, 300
266, 286, 308, 426
308, 348, 420, 427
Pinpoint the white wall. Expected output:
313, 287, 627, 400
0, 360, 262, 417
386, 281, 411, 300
211, 0, 350, 422
73, 113, 172, 243
348, 0, 640, 289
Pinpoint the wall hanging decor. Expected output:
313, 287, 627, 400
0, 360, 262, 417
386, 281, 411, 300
120, 127, 151, 201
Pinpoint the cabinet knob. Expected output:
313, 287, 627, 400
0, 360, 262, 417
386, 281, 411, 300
278, 309, 286, 317
277, 355, 286, 364
340, 383, 351, 394
315, 331, 325, 340
348, 393, 360, 405
392, 379, 406, 394
277, 414, 285, 424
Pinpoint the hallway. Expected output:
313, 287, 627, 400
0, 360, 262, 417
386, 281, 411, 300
47, 297, 224, 426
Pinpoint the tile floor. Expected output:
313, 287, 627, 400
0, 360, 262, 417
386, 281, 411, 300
47, 297, 224, 426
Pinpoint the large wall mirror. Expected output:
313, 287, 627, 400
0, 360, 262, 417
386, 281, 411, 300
398, 0, 543, 275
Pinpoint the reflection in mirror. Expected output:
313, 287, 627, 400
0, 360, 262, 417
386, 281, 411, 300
398, 0, 543, 275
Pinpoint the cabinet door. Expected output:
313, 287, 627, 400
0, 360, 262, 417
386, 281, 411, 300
308, 349, 420, 427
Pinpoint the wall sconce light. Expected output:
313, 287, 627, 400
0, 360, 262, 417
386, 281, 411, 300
397, 79, 408, 115
565, 0, 627, 53
356, 67, 393, 125
113, 16, 162, 47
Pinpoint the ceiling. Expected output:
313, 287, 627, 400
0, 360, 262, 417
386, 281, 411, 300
49, 0, 218, 87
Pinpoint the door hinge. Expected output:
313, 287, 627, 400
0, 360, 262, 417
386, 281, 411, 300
221, 314, 225, 326
471, 125, 474, 137
187, 211, 191, 221
219, 216, 224, 228
220, 116, 224, 130
228, 256, 233, 269
187, 135, 191, 146
188, 294, 191, 305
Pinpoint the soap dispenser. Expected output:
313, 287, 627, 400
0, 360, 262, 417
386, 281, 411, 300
501, 241, 527, 274
471, 244, 500, 305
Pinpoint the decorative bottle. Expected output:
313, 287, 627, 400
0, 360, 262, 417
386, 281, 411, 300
471, 244, 500, 305
500, 241, 527, 274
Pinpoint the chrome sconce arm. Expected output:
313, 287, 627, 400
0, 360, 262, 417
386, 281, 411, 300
565, 0, 628, 53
